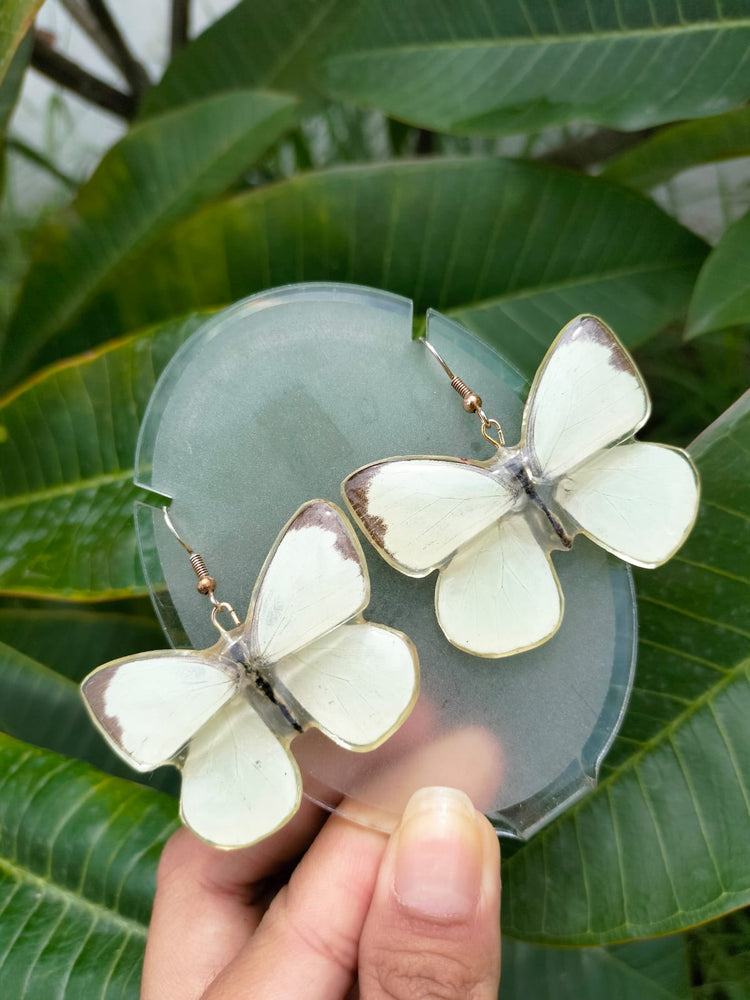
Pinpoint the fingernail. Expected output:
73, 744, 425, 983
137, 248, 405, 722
393, 786, 482, 922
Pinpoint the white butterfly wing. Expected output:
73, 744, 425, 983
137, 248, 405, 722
343, 458, 519, 576
180, 694, 302, 848
524, 315, 650, 480
555, 441, 699, 567
248, 501, 369, 664
273, 623, 419, 750
435, 514, 563, 657
81, 652, 239, 771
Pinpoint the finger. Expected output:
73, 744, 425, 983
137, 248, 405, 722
141, 794, 327, 1000
358, 786, 502, 1000
141, 703, 441, 1000
201, 726, 502, 1000
201, 813, 388, 1000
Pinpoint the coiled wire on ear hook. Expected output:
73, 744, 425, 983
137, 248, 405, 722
420, 338, 505, 448
162, 506, 241, 632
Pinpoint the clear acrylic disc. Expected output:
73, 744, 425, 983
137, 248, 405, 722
135, 282, 636, 839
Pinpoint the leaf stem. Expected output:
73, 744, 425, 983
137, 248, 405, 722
30, 32, 136, 120
58, 0, 149, 99
170, 0, 190, 58
83, 0, 150, 98
5, 138, 80, 189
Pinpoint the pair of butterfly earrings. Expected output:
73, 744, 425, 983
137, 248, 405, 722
82, 315, 700, 848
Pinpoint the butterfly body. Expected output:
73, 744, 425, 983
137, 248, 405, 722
212, 632, 305, 734
82, 500, 419, 848
343, 315, 700, 658
489, 448, 575, 549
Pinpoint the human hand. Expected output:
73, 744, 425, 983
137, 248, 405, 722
141, 785, 501, 999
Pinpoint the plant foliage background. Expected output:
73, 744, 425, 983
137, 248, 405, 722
0, 1, 749, 997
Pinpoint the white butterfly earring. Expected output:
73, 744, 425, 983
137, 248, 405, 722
342, 314, 700, 659
81, 500, 419, 848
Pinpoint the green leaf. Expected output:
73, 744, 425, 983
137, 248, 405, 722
501, 935, 689, 1000
635, 327, 750, 447
0, 606, 163, 681
501, 391, 750, 944
0, 31, 30, 136
322, 0, 750, 136
0, 89, 299, 387
602, 108, 750, 192
0, 31, 30, 211
0, 312, 209, 599
686, 208, 750, 336
0, 733, 176, 998
52, 159, 706, 379
141, 0, 356, 116
0, 0, 41, 84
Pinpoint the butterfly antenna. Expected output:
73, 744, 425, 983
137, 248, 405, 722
419, 338, 505, 448
161, 507, 241, 629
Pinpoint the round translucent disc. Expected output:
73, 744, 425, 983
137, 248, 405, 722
135, 283, 636, 839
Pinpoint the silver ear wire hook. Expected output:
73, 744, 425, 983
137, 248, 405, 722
419, 339, 505, 448
162, 506, 241, 632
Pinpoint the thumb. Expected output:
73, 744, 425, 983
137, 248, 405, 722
357, 786, 501, 1000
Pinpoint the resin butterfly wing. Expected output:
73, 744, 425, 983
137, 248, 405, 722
246, 500, 419, 750
82, 647, 303, 848
81, 651, 239, 771
523, 315, 699, 566
343, 457, 518, 576
343, 458, 564, 657
181, 695, 303, 848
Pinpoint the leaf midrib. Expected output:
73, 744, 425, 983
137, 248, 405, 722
511, 649, 750, 866
452, 257, 703, 310
331, 21, 750, 59
0, 856, 148, 940
0, 468, 135, 511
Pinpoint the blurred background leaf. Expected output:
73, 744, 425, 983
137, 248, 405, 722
687, 208, 750, 336
0, 0, 42, 84
602, 108, 750, 193
40, 158, 706, 373
0, 89, 298, 385
141, 0, 357, 116
323, 0, 750, 136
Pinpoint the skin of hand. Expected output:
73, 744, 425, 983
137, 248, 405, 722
141, 785, 502, 1000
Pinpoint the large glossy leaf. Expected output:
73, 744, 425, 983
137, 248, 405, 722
0, 733, 176, 999
686, 208, 750, 336
501, 935, 689, 1000
0, 0, 41, 84
501, 391, 750, 944
52, 159, 706, 378
0, 605, 163, 681
602, 108, 750, 192
142, 0, 356, 116
0, 90, 298, 387
322, 0, 750, 136
0, 313, 208, 599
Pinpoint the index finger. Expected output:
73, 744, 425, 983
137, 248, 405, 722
141, 794, 327, 1000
